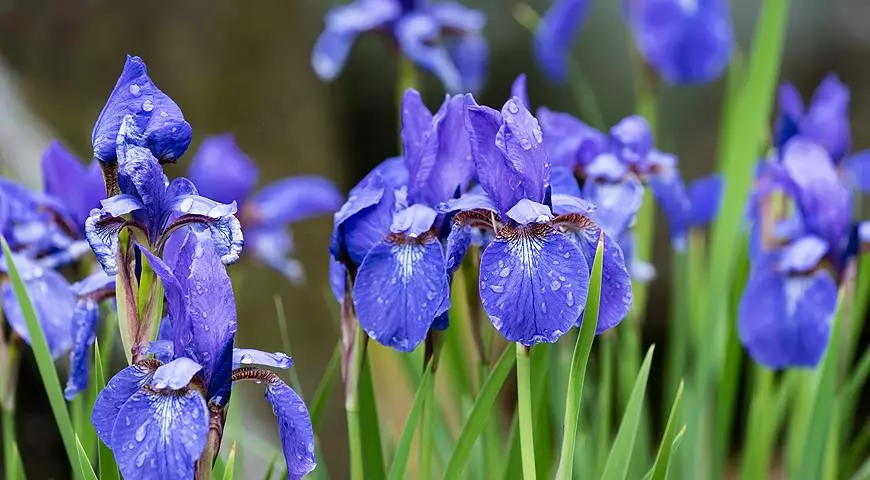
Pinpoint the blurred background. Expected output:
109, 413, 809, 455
0, 0, 869, 477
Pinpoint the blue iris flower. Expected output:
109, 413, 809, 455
186, 134, 342, 283
92, 232, 315, 480
739, 137, 853, 369
535, 0, 734, 85
331, 90, 475, 352
85, 116, 243, 276
312, 0, 488, 93
441, 95, 632, 345
92, 55, 192, 165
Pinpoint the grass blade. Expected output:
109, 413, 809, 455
311, 343, 341, 431
651, 381, 684, 480
1, 237, 79, 471
555, 231, 604, 479
262, 453, 279, 480
388, 359, 434, 479
359, 359, 386, 479
442, 345, 517, 479
75, 434, 98, 480
797, 294, 844, 479
221, 443, 237, 480
600, 346, 656, 480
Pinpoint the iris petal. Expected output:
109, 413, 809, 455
248, 177, 342, 228
92, 363, 157, 448
264, 379, 317, 480
396, 13, 462, 93
738, 266, 837, 369
534, 0, 593, 83
64, 299, 99, 400
571, 226, 632, 333
687, 173, 722, 227
800, 74, 851, 162
498, 98, 549, 204
479, 229, 588, 345
111, 389, 209, 480
646, 151, 691, 249
187, 134, 259, 205
246, 228, 305, 284
233, 348, 294, 369
537, 107, 606, 169
353, 237, 449, 352
152, 357, 203, 390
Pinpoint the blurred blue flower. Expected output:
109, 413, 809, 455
535, 0, 734, 85
740, 138, 852, 369
775, 74, 851, 163
441, 95, 631, 345
93, 232, 315, 480
187, 134, 342, 283
64, 270, 116, 400
330, 90, 475, 351
85, 117, 243, 276
92, 55, 192, 165
312, 0, 488, 93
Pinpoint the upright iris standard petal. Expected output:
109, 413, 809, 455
92, 55, 192, 163
311, 0, 401, 81
479, 228, 588, 345
396, 13, 463, 93
118, 145, 171, 233
774, 82, 804, 150
111, 389, 209, 480
534, 0, 593, 83
64, 299, 99, 400
402, 89, 437, 194
264, 380, 317, 479
187, 134, 259, 205
353, 236, 449, 351
247, 177, 342, 227
447, 32, 488, 93
610, 115, 653, 165
498, 98, 549, 203
799, 74, 851, 162
738, 267, 837, 369
42, 141, 106, 228
537, 108, 606, 169
92, 363, 158, 447
628, 0, 734, 84
1, 259, 75, 359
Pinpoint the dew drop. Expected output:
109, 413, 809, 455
135, 423, 148, 442
489, 284, 505, 293
129, 84, 141, 96
499, 267, 511, 277
142, 99, 154, 112
566, 292, 575, 307
540, 301, 547, 313
520, 138, 532, 150
550, 280, 561, 291
507, 101, 519, 114
179, 197, 194, 213
240, 354, 254, 365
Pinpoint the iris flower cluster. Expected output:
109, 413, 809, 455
331, 86, 637, 350
78, 56, 317, 479
535, 0, 734, 85
739, 75, 870, 369
0, 139, 115, 400
312, 0, 488, 93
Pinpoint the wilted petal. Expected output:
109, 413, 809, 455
64, 299, 99, 400
397, 13, 462, 93
233, 349, 293, 369
187, 134, 259, 205
264, 379, 316, 480
312, 0, 400, 80
1, 259, 74, 359
92, 55, 192, 164
738, 267, 837, 369
800, 74, 851, 162
534, 0, 593, 82
479, 229, 588, 345
687, 173, 722, 227
112, 389, 208, 480
781, 138, 851, 246
353, 237, 449, 352
779, 235, 828, 273
628, 0, 734, 84
248, 177, 342, 228
247, 228, 305, 284
92, 363, 157, 448
152, 357, 203, 390
391, 204, 438, 237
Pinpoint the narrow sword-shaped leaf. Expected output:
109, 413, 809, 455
651, 381, 684, 480
388, 359, 434, 479
94, 341, 120, 480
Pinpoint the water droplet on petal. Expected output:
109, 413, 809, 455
129, 84, 141, 96
507, 101, 519, 114
179, 197, 194, 213
550, 280, 561, 291
135, 423, 148, 442
566, 292, 575, 307
499, 267, 511, 277
489, 284, 505, 293
240, 354, 253, 365
142, 99, 154, 112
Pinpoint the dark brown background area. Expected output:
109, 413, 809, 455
0, 0, 868, 478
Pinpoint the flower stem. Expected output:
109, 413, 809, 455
1, 341, 21, 480
345, 324, 368, 480
419, 334, 441, 480
517, 343, 536, 480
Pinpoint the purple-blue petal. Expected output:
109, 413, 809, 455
738, 266, 837, 369
778, 235, 829, 273
264, 379, 317, 480
511, 74, 530, 108
391, 204, 438, 237
774, 82, 804, 151
152, 357, 203, 390
571, 227, 632, 333
534, 0, 593, 83
646, 151, 691, 249
353, 237, 449, 352
248, 176, 342, 228
586, 153, 629, 181
42, 141, 106, 228
444, 220, 473, 274
111, 389, 208, 480
479, 229, 588, 345
584, 177, 644, 240
187, 134, 259, 205
246, 228, 305, 284
92, 363, 157, 448
800, 74, 851, 162
537, 107, 607, 169
64, 299, 99, 400
402, 89, 436, 199
92, 55, 192, 164
499, 97, 549, 204
447, 32, 489, 93
687, 173, 722, 227
843, 150, 870, 193
610, 115, 652, 165
233, 348, 294, 369
337, 184, 396, 266
396, 13, 462, 93
423, 94, 476, 205
117, 145, 170, 233
549, 168, 582, 198
628, 0, 734, 85
506, 199, 553, 225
